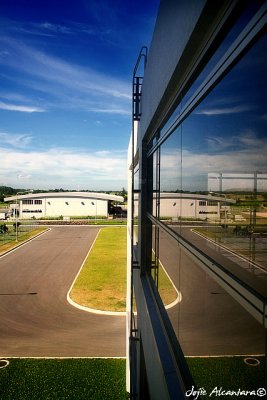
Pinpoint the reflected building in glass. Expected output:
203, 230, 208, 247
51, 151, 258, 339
127, 1, 267, 399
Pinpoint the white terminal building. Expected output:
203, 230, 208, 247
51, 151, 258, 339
134, 192, 235, 221
4, 192, 124, 219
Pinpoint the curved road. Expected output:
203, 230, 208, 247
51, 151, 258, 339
0, 226, 125, 357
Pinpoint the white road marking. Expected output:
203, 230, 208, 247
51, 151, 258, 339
0, 228, 51, 258
191, 229, 266, 274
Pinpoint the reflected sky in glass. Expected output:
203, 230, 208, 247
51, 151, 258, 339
181, 33, 267, 193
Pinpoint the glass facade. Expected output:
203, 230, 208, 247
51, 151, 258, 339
133, 164, 139, 246
132, 3, 267, 396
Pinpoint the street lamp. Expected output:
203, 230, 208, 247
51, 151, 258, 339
14, 190, 33, 241
91, 201, 97, 224
15, 194, 19, 242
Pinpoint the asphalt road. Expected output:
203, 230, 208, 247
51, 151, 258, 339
158, 228, 266, 356
0, 226, 125, 357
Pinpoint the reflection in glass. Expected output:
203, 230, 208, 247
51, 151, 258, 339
160, 97, 181, 139
157, 229, 266, 391
182, 33, 267, 192
133, 165, 139, 246
180, 33, 267, 270
134, 165, 139, 191
158, 3, 264, 145
144, 10, 267, 395
160, 126, 182, 193
158, 126, 182, 232
133, 194, 139, 246
152, 151, 158, 217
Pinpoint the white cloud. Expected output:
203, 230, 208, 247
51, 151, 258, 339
17, 172, 32, 181
0, 92, 30, 102
94, 120, 103, 126
0, 146, 127, 189
0, 37, 131, 115
88, 107, 131, 115
205, 130, 262, 151
0, 132, 32, 148
0, 37, 131, 100
0, 101, 45, 113
160, 135, 267, 191
195, 105, 252, 116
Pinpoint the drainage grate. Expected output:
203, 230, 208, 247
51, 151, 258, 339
244, 357, 260, 367
0, 359, 9, 369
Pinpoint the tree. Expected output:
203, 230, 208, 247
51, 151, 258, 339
0, 224, 8, 234
121, 187, 127, 202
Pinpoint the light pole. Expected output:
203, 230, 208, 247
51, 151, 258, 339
91, 201, 97, 224
14, 192, 24, 241
15, 194, 18, 242
14, 190, 33, 241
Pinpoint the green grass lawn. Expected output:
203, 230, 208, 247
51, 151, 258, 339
187, 356, 265, 399
0, 227, 48, 255
71, 227, 127, 311
71, 227, 178, 312
158, 264, 178, 306
86, 219, 126, 225
0, 358, 127, 400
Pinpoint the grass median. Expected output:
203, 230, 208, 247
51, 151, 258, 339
70, 227, 127, 312
70, 226, 177, 312
0, 227, 48, 255
158, 263, 178, 306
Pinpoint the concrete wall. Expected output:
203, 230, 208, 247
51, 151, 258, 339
138, 0, 206, 144
19, 197, 107, 219
134, 197, 220, 220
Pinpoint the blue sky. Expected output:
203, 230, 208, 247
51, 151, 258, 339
0, 0, 159, 190
159, 30, 267, 193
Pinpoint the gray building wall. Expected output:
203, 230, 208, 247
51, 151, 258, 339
139, 0, 206, 144
138, 0, 236, 145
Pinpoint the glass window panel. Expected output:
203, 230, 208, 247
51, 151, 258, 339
151, 223, 158, 283
158, 3, 264, 144
157, 228, 266, 392
149, 29, 267, 391
134, 166, 139, 191
159, 99, 181, 139
159, 126, 182, 229
158, 229, 181, 309
182, 2, 264, 108
143, 8, 267, 394
133, 193, 139, 246
152, 152, 158, 217
181, 33, 267, 269
133, 164, 140, 245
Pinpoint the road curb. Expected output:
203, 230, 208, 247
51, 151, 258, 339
67, 229, 126, 317
192, 228, 265, 271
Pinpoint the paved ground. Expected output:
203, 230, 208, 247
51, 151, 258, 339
158, 227, 266, 356
0, 226, 125, 357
